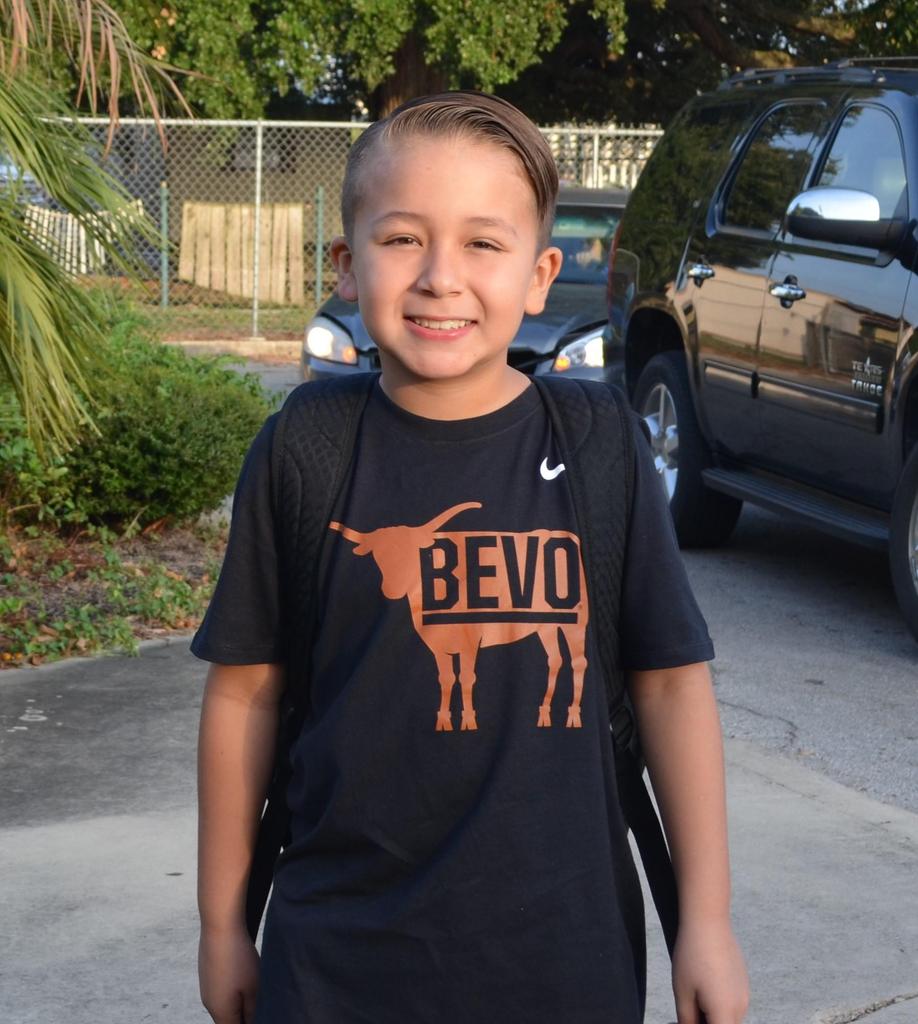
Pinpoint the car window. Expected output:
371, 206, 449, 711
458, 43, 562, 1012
722, 103, 825, 235
0, 152, 45, 205
626, 98, 754, 228
552, 205, 621, 284
816, 106, 907, 219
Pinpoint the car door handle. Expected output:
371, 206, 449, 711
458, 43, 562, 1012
770, 281, 806, 304
687, 263, 715, 282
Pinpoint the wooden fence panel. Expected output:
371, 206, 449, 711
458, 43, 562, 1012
287, 204, 304, 306
178, 201, 305, 304
240, 205, 254, 299
178, 202, 197, 281
269, 208, 287, 304
195, 203, 212, 290
210, 207, 227, 293
257, 206, 273, 302
225, 205, 242, 296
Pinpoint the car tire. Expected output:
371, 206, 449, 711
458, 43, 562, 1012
634, 351, 742, 548
889, 443, 918, 644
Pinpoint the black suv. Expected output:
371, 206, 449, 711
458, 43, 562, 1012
609, 61, 918, 641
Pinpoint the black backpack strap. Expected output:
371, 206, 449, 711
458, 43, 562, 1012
245, 371, 378, 941
532, 375, 680, 958
530, 376, 630, 713
615, 743, 680, 956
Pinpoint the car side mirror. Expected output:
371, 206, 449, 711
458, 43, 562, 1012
786, 187, 906, 250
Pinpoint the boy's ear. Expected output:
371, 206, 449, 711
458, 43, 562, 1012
330, 235, 358, 302
524, 246, 563, 316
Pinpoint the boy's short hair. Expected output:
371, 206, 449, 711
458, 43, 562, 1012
341, 91, 559, 248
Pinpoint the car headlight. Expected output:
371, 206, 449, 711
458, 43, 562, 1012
304, 315, 358, 365
552, 328, 605, 372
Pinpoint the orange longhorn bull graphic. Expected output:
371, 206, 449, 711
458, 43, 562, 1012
330, 502, 589, 732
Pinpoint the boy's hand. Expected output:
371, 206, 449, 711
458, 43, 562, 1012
199, 924, 260, 1024
672, 918, 749, 1024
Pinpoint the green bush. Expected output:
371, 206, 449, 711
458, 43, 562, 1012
0, 299, 272, 528
0, 407, 77, 524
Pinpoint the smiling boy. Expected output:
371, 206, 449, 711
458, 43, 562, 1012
194, 92, 749, 1024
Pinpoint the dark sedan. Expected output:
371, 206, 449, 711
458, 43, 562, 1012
301, 186, 627, 385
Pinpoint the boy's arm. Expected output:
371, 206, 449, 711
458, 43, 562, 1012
197, 661, 285, 1024
628, 662, 749, 1024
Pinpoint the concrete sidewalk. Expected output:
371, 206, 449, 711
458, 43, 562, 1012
1, 641, 915, 1024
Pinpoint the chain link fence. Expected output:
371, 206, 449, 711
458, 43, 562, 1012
52, 119, 662, 341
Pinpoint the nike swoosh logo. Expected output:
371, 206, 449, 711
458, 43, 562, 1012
540, 458, 566, 481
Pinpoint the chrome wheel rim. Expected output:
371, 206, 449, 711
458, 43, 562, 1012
641, 383, 679, 500
909, 486, 918, 595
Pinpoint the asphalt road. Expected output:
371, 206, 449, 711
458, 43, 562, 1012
685, 505, 918, 814
242, 359, 303, 398
245, 360, 918, 815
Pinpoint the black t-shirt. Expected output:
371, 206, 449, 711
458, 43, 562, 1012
192, 381, 714, 1024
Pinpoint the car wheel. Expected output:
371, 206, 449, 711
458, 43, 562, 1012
889, 443, 918, 644
634, 351, 742, 547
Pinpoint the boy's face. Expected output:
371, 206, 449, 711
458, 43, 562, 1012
331, 135, 561, 393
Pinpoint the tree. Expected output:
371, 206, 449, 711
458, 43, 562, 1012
100, 0, 899, 127
105, 0, 630, 119
500, 0, 876, 126
114, 0, 316, 118
855, 0, 918, 54
1, 0, 184, 452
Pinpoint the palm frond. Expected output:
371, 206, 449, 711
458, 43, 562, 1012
1, 0, 191, 146
0, 74, 158, 261
0, 1, 190, 455
0, 74, 162, 453
0, 197, 98, 452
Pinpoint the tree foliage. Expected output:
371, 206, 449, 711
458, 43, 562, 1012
501, 0, 898, 126
109, 0, 628, 118
116, 0, 324, 118
97, 1, 918, 125
856, 0, 918, 55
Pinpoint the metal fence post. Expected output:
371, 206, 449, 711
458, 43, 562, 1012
315, 184, 324, 309
252, 122, 263, 338
159, 180, 169, 308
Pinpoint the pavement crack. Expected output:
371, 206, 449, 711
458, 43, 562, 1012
816, 991, 918, 1023
717, 698, 799, 749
